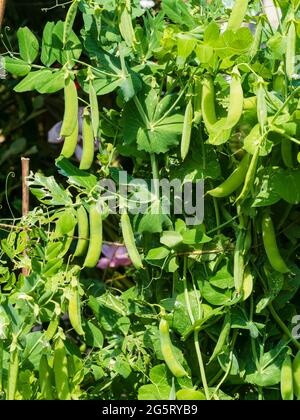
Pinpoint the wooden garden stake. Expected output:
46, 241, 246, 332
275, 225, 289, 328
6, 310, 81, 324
21, 157, 30, 277
0, 0, 6, 28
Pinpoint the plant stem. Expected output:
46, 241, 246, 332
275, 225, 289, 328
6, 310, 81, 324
268, 303, 300, 351
194, 329, 210, 400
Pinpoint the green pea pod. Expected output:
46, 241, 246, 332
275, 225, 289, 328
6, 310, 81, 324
193, 76, 202, 125
74, 205, 89, 257
44, 318, 59, 342
159, 318, 188, 378
118, 2, 136, 47
63, 0, 78, 46
281, 353, 294, 400
237, 146, 260, 202
181, 100, 193, 161
262, 212, 289, 274
281, 140, 294, 168
225, 67, 243, 129
89, 80, 100, 139
234, 229, 245, 293
209, 312, 231, 363
7, 349, 19, 400
83, 204, 103, 268
227, 0, 249, 32
68, 279, 85, 336
79, 108, 95, 171
250, 19, 263, 59
293, 350, 300, 399
286, 21, 296, 81
121, 213, 143, 270
176, 389, 206, 400
60, 118, 78, 159
257, 80, 267, 132
53, 338, 71, 400
208, 154, 250, 198
201, 76, 217, 133
242, 268, 254, 302
39, 355, 54, 400
60, 76, 78, 138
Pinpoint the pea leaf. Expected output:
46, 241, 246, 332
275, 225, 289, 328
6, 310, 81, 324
56, 157, 98, 192
138, 364, 172, 400
17, 27, 39, 64
4, 57, 31, 76
27, 172, 72, 206
122, 90, 184, 154
14, 70, 53, 93
41, 22, 57, 67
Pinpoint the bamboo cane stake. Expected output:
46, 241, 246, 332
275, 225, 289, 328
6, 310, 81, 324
0, 0, 6, 28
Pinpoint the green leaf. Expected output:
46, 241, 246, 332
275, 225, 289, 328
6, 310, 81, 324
210, 263, 234, 290
122, 90, 184, 155
17, 27, 39, 64
37, 70, 65, 94
162, 0, 195, 28
160, 231, 183, 248
14, 70, 53, 93
138, 364, 172, 400
27, 172, 73, 206
56, 157, 98, 192
171, 145, 221, 182
84, 321, 104, 349
52, 20, 82, 66
4, 57, 31, 76
245, 342, 287, 387
41, 22, 57, 67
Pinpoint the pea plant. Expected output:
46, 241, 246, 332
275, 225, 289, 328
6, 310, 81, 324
1, 0, 300, 401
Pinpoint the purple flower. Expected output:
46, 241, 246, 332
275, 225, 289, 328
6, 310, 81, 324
97, 244, 132, 270
48, 107, 99, 162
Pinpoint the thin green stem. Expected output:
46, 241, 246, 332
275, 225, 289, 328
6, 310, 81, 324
268, 303, 300, 351
194, 329, 210, 400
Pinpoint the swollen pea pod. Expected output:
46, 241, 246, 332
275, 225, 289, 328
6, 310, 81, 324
209, 312, 231, 363
60, 76, 78, 138
53, 338, 71, 400
73, 205, 89, 258
60, 118, 78, 159
234, 228, 246, 294
159, 318, 188, 378
83, 204, 103, 268
7, 349, 19, 400
44, 318, 59, 342
121, 213, 143, 270
225, 67, 244, 129
227, 0, 249, 32
118, 1, 136, 48
63, 0, 78, 46
201, 76, 217, 133
208, 154, 250, 198
181, 99, 193, 161
79, 108, 95, 171
242, 267, 254, 302
39, 355, 54, 400
286, 20, 296, 81
89, 79, 100, 139
281, 352, 294, 401
261, 212, 289, 274
68, 278, 84, 336
293, 351, 300, 400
